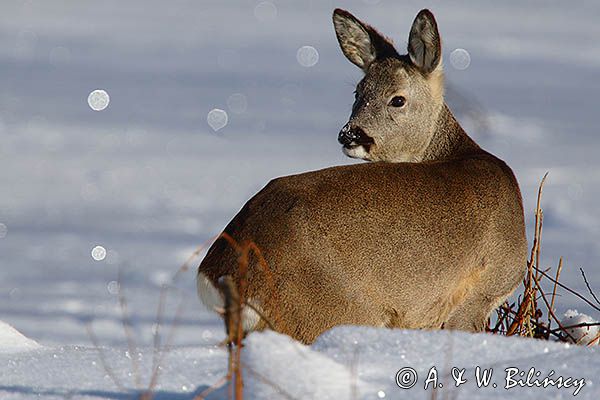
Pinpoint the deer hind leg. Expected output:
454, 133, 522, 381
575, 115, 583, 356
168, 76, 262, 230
443, 291, 500, 332
443, 255, 524, 332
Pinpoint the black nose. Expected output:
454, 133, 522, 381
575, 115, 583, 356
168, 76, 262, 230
338, 124, 363, 146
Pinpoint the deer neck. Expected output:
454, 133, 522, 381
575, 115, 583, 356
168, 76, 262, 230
421, 104, 481, 162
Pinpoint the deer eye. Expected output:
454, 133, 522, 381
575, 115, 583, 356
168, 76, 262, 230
389, 96, 406, 108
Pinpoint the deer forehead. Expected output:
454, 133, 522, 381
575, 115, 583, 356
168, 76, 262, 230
360, 59, 426, 96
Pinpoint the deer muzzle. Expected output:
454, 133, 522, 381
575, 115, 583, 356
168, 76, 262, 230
338, 124, 374, 148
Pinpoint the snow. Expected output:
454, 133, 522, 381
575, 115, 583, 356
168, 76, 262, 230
87, 89, 110, 112
296, 46, 320, 67
226, 94, 248, 115
1, 0, 600, 398
254, 1, 278, 23
207, 109, 228, 132
561, 310, 600, 345
1, 322, 598, 399
0, 320, 40, 353
90, 245, 107, 261
449, 48, 471, 70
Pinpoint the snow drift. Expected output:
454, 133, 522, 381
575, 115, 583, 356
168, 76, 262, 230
1, 323, 598, 399
0, 320, 40, 353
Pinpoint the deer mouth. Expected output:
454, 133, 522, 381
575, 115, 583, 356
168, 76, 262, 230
342, 143, 372, 160
342, 137, 374, 151
341, 135, 375, 160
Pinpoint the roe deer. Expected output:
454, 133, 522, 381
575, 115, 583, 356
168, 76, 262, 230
197, 9, 527, 344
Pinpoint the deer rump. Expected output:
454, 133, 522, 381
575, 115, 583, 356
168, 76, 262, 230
197, 154, 526, 344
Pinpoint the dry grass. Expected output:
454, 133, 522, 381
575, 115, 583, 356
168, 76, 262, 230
85, 237, 212, 399
489, 174, 600, 345
194, 233, 287, 400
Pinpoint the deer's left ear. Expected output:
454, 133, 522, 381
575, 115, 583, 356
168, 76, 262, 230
408, 9, 442, 74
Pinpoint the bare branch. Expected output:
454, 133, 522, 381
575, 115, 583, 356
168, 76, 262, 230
580, 267, 600, 307
116, 269, 141, 389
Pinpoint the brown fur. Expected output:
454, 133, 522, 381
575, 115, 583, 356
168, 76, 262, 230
196, 9, 527, 344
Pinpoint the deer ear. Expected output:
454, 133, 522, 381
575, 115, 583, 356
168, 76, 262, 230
408, 9, 442, 74
333, 9, 396, 71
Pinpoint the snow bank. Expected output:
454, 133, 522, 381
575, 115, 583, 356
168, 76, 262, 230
241, 330, 372, 399
233, 326, 598, 399
0, 320, 40, 353
0, 326, 598, 399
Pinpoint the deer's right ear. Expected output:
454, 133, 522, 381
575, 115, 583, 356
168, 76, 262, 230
333, 9, 394, 71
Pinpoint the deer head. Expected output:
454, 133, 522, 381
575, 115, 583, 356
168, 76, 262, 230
334, 9, 445, 162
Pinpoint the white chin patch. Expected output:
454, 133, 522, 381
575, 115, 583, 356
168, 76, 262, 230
342, 145, 370, 160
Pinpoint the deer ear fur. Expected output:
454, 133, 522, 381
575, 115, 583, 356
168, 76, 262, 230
408, 9, 442, 74
333, 8, 398, 71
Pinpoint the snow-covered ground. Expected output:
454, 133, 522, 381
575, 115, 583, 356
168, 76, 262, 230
1, 0, 600, 398
1, 321, 598, 399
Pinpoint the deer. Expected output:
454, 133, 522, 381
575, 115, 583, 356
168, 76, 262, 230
196, 8, 527, 344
